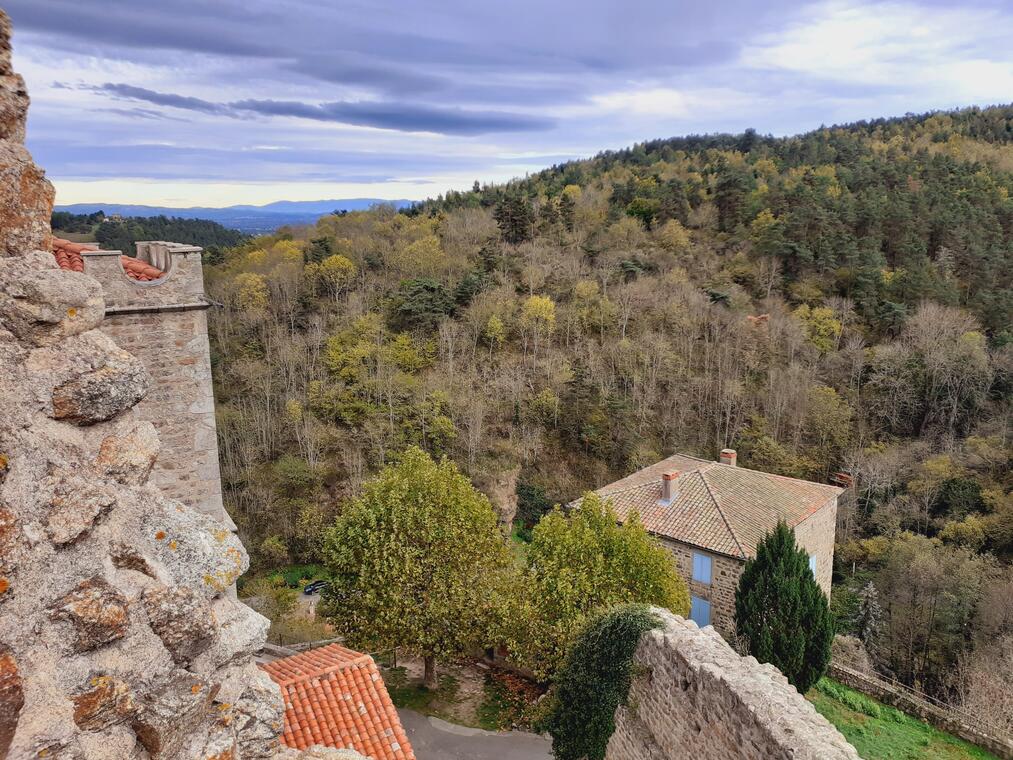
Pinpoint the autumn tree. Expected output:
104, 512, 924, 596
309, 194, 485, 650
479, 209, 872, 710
734, 522, 833, 693
319, 447, 518, 687
318, 253, 356, 299
513, 493, 689, 679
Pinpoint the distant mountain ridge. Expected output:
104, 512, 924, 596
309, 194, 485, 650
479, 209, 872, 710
54, 198, 413, 233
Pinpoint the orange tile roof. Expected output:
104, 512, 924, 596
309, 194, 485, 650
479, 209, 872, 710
49, 237, 164, 281
51, 237, 94, 272
260, 644, 414, 760
575, 454, 843, 559
119, 255, 164, 281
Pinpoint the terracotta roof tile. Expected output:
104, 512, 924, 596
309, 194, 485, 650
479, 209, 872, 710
260, 644, 414, 760
576, 454, 843, 559
120, 255, 164, 281
50, 237, 95, 272
48, 238, 165, 281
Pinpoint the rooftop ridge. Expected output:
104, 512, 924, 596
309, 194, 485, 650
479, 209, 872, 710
699, 470, 747, 559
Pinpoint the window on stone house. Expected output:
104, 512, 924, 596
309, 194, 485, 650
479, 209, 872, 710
692, 552, 712, 585
690, 595, 711, 627
809, 554, 818, 577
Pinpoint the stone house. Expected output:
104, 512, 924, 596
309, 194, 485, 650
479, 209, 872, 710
49, 237, 231, 528
578, 449, 842, 637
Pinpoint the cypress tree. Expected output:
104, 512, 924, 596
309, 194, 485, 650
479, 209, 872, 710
734, 521, 833, 693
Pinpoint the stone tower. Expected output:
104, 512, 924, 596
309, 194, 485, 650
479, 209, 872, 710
51, 238, 232, 527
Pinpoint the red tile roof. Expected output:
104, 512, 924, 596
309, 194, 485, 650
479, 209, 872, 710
260, 644, 414, 760
51, 237, 93, 272
575, 454, 843, 559
49, 237, 165, 281
119, 255, 164, 282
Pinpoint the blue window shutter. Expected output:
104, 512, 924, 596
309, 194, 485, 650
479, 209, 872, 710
690, 595, 711, 627
692, 552, 712, 584
809, 554, 818, 577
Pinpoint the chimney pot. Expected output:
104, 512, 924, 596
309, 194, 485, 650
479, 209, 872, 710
719, 449, 737, 467
660, 471, 680, 503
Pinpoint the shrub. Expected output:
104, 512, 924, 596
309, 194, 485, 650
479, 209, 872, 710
545, 604, 660, 760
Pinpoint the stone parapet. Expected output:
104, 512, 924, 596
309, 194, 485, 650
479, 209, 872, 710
605, 609, 860, 760
82, 242, 207, 312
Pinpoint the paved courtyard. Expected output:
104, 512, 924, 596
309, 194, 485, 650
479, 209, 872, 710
398, 709, 553, 760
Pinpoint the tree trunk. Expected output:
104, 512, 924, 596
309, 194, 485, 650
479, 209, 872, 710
423, 655, 437, 690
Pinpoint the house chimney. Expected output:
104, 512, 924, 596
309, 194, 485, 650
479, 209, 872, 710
719, 449, 737, 467
660, 471, 680, 504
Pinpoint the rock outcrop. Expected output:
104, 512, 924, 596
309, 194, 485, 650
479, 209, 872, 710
0, 12, 51, 257
0, 11, 361, 759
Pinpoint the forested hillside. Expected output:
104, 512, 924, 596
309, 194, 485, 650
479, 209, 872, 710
51, 210, 246, 255
207, 106, 1011, 712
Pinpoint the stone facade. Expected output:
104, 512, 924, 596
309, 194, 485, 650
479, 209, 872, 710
660, 497, 837, 637
792, 498, 837, 597
605, 609, 860, 760
661, 538, 744, 638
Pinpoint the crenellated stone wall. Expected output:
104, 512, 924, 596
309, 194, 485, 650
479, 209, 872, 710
85, 243, 228, 525
605, 609, 861, 760
0, 11, 360, 759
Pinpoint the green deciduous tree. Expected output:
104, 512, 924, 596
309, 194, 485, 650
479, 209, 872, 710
319, 446, 517, 687
734, 521, 833, 693
513, 493, 689, 679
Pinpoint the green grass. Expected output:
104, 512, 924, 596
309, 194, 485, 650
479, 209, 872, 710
477, 676, 516, 730
808, 679, 1000, 760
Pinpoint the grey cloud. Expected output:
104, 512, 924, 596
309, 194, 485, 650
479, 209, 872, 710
286, 56, 448, 96
97, 84, 232, 116
87, 83, 554, 135
7, 0, 782, 93
5, 0, 280, 58
230, 98, 553, 134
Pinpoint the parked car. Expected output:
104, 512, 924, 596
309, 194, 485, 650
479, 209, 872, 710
303, 580, 327, 595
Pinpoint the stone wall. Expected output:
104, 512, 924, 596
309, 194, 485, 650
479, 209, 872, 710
82, 243, 207, 312
792, 498, 837, 596
605, 609, 860, 760
661, 538, 743, 637
79, 242, 227, 524
0, 11, 359, 759
101, 308, 227, 525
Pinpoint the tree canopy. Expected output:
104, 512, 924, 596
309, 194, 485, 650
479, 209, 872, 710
513, 493, 689, 679
319, 446, 517, 686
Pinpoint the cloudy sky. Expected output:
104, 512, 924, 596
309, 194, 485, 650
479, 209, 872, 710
8, 0, 1013, 207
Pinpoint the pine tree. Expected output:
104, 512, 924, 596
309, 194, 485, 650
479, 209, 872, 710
558, 192, 576, 232
734, 521, 833, 693
493, 193, 534, 245
305, 236, 332, 264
